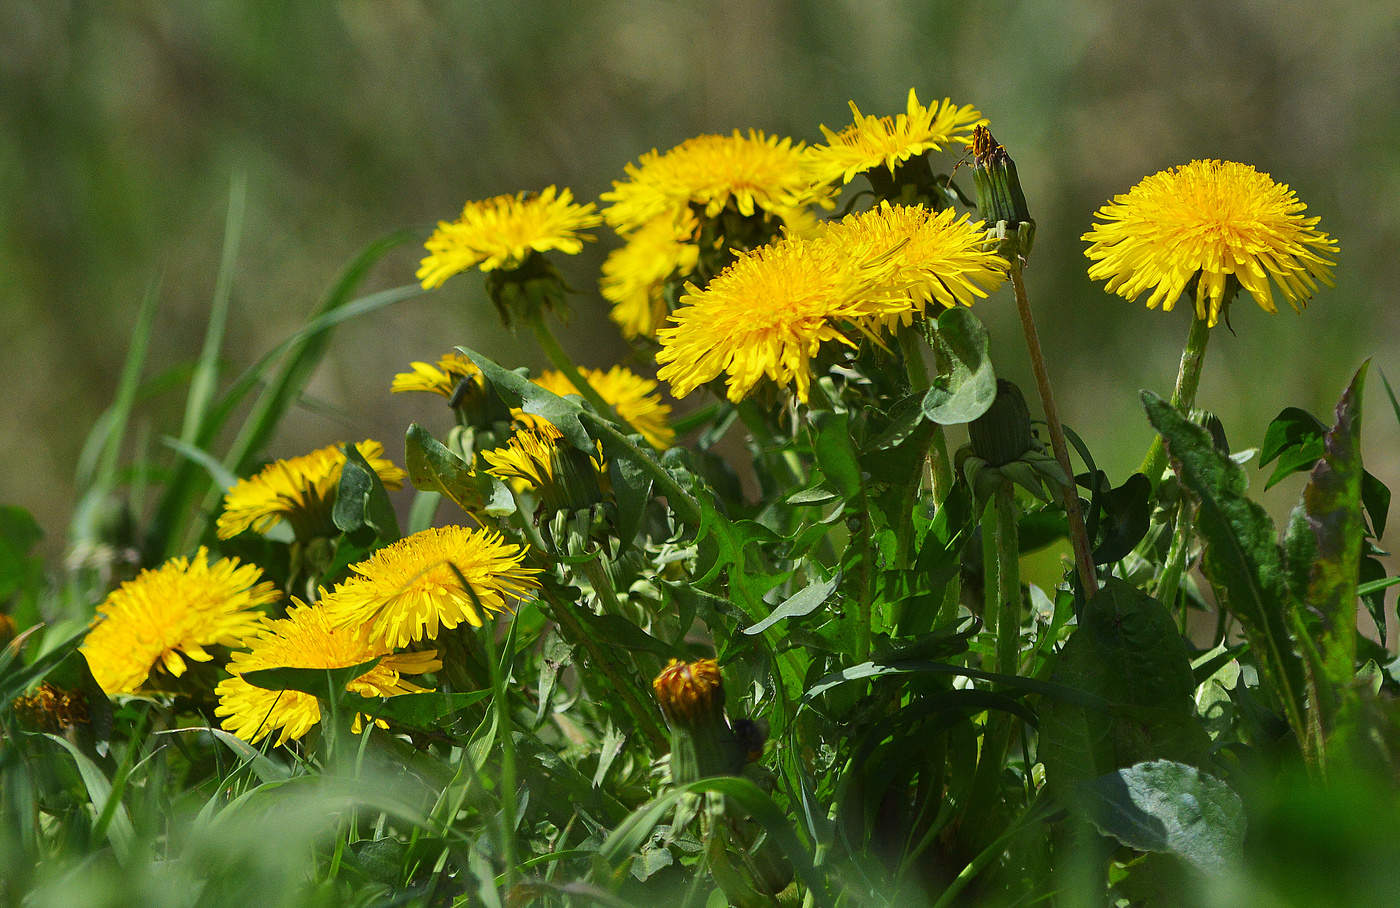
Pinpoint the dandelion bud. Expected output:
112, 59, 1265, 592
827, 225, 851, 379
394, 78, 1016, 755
971, 125, 1035, 261
653, 658, 746, 784
969, 379, 1034, 467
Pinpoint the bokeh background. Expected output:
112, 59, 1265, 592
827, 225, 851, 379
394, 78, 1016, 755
4, 1, 1398, 591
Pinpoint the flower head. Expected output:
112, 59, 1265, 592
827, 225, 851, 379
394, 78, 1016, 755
215, 602, 441, 746
12, 682, 90, 733
391, 352, 484, 399
482, 423, 606, 510
325, 526, 541, 649
1082, 160, 1338, 326
808, 89, 985, 186
217, 440, 407, 541
600, 212, 701, 340
601, 130, 833, 236
655, 233, 898, 403
526, 366, 674, 450
652, 658, 724, 725
814, 203, 1009, 328
417, 186, 601, 289
81, 547, 279, 695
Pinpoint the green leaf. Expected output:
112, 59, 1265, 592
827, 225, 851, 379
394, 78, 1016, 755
457, 346, 592, 452
1259, 406, 1327, 489
1078, 760, 1245, 876
405, 423, 486, 514
809, 410, 862, 498
573, 609, 678, 658
41, 733, 135, 861
920, 307, 996, 425
1286, 363, 1368, 693
342, 689, 491, 727
743, 571, 841, 635
1090, 472, 1151, 565
596, 776, 831, 907
241, 659, 381, 697
1362, 469, 1390, 539
1143, 391, 1306, 737
154, 726, 292, 784
1039, 578, 1208, 799
332, 442, 401, 541
599, 432, 653, 550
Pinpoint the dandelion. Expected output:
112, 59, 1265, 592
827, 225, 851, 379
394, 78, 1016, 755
526, 366, 674, 450
652, 658, 724, 725
807, 89, 985, 187
600, 212, 701, 340
601, 130, 832, 236
815, 202, 1009, 328
655, 234, 898, 404
390, 351, 483, 399
482, 423, 605, 510
1082, 159, 1338, 327
325, 526, 541, 649
417, 186, 601, 289
12, 682, 89, 733
81, 547, 278, 695
214, 601, 440, 747
216, 440, 407, 541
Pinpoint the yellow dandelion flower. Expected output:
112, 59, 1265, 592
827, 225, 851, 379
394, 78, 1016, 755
1082, 160, 1338, 326
808, 89, 985, 186
482, 423, 606, 512
655, 234, 899, 404
217, 440, 407, 541
325, 526, 541, 649
815, 202, 1009, 328
390, 352, 483, 399
525, 366, 674, 450
417, 186, 601, 289
601, 130, 834, 236
81, 547, 279, 695
600, 212, 701, 340
214, 601, 441, 747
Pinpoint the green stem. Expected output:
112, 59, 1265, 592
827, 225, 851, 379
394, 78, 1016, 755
1010, 269, 1097, 598
993, 484, 1021, 679
530, 317, 631, 432
1141, 312, 1212, 488
480, 615, 519, 886
1157, 501, 1195, 628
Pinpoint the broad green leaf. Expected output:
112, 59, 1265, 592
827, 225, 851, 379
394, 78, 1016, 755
241, 659, 381, 697
920, 307, 996, 425
1090, 472, 1151, 564
405, 423, 486, 514
809, 410, 861, 498
457, 346, 592, 452
342, 689, 491, 727
1259, 407, 1327, 490
1143, 391, 1306, 737
1285, 363, 1367, 696
573, 610, 678, 658
599, 431, 653, 550
1039, 578, 1208, 799
1362, 469, 1390, 539
332, 442, 401, 541
1078, 760, 1245, 877
744, 571, 841, 635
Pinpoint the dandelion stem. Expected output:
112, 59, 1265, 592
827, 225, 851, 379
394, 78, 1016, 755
1140, 312, 1212, 488
1010, 269, 1098, 597
479, 613, 519, 886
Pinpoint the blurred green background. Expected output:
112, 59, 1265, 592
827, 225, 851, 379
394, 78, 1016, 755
3, 1, 1398, 588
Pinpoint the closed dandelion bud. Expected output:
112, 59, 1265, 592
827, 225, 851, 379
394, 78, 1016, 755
653, 658, 745, 784
969, 379, 1033, 467
971, 125, 1035, 261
